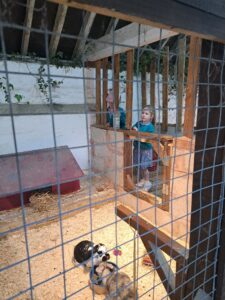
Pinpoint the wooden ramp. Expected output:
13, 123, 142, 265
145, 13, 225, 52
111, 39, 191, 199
116, 204, 189, 300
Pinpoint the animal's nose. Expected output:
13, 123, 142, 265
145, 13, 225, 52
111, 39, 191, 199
102, 253, 110, 261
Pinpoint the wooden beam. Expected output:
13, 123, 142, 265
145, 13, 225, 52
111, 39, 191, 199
116, 204, 187, 259
95, 60, 101, 124
113, 53, 120, 109
49, 4, 68, 57
48, 0, 225, 43
123, 135, 133, 191
85, 23, 178, 61
177, 37, 186, 131
141, 66, 147, 107
126, 50, 133, 129
105, 18, 119, 35
21, 0, 35, 56
102, 58, 108, 125
117, 204, 188, 299
72, 11, 96, 58
183, 37, 202, 138
162, 46, 169, 132
183, 40, 225, 299
150, 57, 156, 109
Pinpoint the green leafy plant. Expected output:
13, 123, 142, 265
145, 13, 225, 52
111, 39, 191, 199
36, 65, 63, 102
0, 76, 23, 103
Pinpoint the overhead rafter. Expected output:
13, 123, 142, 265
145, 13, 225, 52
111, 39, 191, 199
48, 0, 225, 43
72, 11, 96, 58
105, 18, 119, 35
21, 0, 35, 56
49, 4, 68, 57
85, 23, 178, 61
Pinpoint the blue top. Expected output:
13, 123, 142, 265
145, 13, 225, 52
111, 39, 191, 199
107, 107, 126, 129
133, 121, 155, 150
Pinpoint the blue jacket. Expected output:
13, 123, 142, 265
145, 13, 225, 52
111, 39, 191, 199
133, 121, 155, 150
107, 107, 126, 129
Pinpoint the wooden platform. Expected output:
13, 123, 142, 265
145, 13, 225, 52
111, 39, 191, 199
0, 146, 84, 210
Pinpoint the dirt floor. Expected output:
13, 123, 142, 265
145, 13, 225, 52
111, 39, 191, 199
0, 176, 172, 300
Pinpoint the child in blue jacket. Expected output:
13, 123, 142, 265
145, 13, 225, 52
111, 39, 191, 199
133, 105, 155, 191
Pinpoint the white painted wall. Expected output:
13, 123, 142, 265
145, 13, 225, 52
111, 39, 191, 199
0, 61, 96, 170
0, 61, 95, 104
0, 61, 182, 170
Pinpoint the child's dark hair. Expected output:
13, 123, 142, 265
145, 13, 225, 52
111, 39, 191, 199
143, 105, 155, 125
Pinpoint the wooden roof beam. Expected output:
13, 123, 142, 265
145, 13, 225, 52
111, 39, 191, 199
48, 0, 225, 43
72, 11, 96, 58
85, 23, 178, 61
21, 0, 35, 56
49, 4, 68, 57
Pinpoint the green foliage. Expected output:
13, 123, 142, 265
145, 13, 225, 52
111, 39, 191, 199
0, 76, 23, 103
36, 65, 63, 102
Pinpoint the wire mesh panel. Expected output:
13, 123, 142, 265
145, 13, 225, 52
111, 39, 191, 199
0, 1, 225, 300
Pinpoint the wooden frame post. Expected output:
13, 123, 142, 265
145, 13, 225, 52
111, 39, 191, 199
150, 57, 156, 110
126, 50, 133, 129
102, 57, 108, 125
162, 46, 169, 132
177, 37, 186, 132
95, 60, 101, 124
113, 53, 120, 110
141, 63, 147, 108
183, 40, 225, 299
183, 37, 202, 138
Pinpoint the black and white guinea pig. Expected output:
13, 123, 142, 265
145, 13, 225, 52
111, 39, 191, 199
74, 240, 110, 268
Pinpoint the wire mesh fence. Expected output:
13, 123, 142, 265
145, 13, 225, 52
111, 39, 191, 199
0, 1, 225, 300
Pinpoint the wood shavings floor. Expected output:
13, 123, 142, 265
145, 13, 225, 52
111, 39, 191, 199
0, 177, 171, 300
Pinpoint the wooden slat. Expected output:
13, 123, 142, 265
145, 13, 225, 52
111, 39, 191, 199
105, 17, 119, 35
150, 57, 156, 109
183, 37, 202, 138
124, 129, 174, 142
183, 40, 225, 299
162, 47, 169, 132
113, 53, 120, 110
123, 135, 133, 190
95, 60, 101, 124
21, 0, 35, 56
102, 58, 108, 125
72, 11, 96, 58
126, 50, 133, 129
177, 37, 186, 131
116, 204, 187, 260
141, 66, 147, 107
48, 0, 225, 43
85, 23, 178, 61
49, 4, 68, 57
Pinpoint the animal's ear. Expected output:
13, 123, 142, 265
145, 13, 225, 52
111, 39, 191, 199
93, 245, 99, 253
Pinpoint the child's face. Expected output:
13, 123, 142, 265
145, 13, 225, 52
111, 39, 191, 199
141, 109, 153, 123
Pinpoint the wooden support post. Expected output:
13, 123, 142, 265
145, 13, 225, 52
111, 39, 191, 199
113, 53, 120, 110
102, 58, 108, 125
162, 47, 169, 132
183, 37, 202, 138
150, 57, 156, 109
161, 142, 172, 211
183, 40, 225, 299
123, 134, 133, 191
141, 65, 147, 108
95, 60, 101, 125
126, 50, 133, 129
177, 37, 186, 132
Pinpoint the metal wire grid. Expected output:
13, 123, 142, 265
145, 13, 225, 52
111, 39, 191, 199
0, 1, 225, 300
